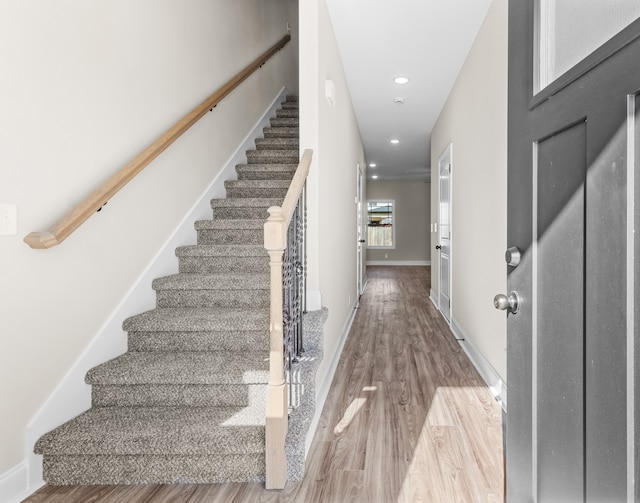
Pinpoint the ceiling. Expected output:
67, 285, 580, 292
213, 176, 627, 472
325, 0, 493, 181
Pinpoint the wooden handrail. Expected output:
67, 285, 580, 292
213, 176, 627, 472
24, 34, 291, 249
263, 148, 312, 490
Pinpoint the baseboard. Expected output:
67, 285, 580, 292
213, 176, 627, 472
429, 289, 438, 308
0, 461, 39, 503
366, 260, 431, 266
23, 87, 290, 494
304, 299, 358, 455
450, 318, 507, 411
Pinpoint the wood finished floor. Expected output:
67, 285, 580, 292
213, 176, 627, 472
24, 266, 503, 503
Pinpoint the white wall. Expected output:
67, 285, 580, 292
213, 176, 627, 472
299, 0, 366, 422
430, 0, 508, 381
0, 0, 297, 483
366, 181, 431, 264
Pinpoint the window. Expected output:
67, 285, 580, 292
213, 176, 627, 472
367, 200, 395, 249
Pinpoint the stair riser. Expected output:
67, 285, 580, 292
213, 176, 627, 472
276, 109, 298, 118
255, 140, 299, 150
156, 289, 269, 308
128, 330, 267, 352
246, 152, 299, 164
235, 171, 295, 182
178, 256, 268, 274
225, 187, 288, 199
263, 127, 298, 138
270, 118, 298, 128
92, 384, 265, 408
42, 455, 265, 485
197, 229, 262, 245
212, 206, 273, 219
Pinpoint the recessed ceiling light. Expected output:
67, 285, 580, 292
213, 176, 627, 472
369, 163, 377, 168
390, 139, 400, 144
372, 175, 379, 179
394, 76, 409, 85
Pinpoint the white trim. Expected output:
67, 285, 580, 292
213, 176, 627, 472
305, 299, 358, 455
430, 289, 439, 308
626, 93, 636, 503
366, 260, 431, 266
0, 462, 37, 503
306, 289, 322, 311
23, 88, 289, 494
451, 318, 507, 412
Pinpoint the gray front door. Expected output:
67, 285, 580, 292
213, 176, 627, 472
507, 2, 640, 501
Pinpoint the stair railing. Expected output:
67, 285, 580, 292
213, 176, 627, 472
264, 148, 312, 490
23, 34, 291, 249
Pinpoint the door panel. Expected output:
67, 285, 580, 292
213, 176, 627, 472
507, 1, 640, 501
535, 122, 586, 502
585, 117, 628, 501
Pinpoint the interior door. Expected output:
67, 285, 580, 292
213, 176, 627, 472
438, 145, 452, 322
506, 2, 640, 501
356, 164, 366, 302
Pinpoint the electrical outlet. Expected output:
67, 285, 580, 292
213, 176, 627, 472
384, 253, 388, 259
0, 204, 17, 235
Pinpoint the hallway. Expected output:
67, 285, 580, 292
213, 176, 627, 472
25, 266, 504, 503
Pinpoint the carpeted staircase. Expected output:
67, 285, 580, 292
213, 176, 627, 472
35, 96, 300, 485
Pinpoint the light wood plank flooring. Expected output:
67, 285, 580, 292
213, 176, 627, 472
24, 266, 503, 503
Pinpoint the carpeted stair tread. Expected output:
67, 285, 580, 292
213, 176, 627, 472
153, 272, 269, 291
85, 352, 269, 386
245, 150, 299, 164
225, 180, 292, 189
35, 407, 265, 456
235, 165, 296, 182
40, 454, 265, 485
123, 307, 268, 332
194, 218, 264, 231
263, 127, 298, 138
91, 382, 265, 408
269, 117, 298, 128
254, 138, 299, 150
275, 108, 298, 118
176, 244, 267, 257
210, 198, 283, 209
128, 329, 266, 353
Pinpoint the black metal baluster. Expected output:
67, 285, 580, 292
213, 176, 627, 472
282, 184, 307, 411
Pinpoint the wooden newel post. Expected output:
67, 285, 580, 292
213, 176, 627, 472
264, 206, 288, 489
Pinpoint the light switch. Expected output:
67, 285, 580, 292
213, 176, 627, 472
0, 204, 17, 235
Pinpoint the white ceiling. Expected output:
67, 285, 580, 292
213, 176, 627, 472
325, 0, 493, 181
